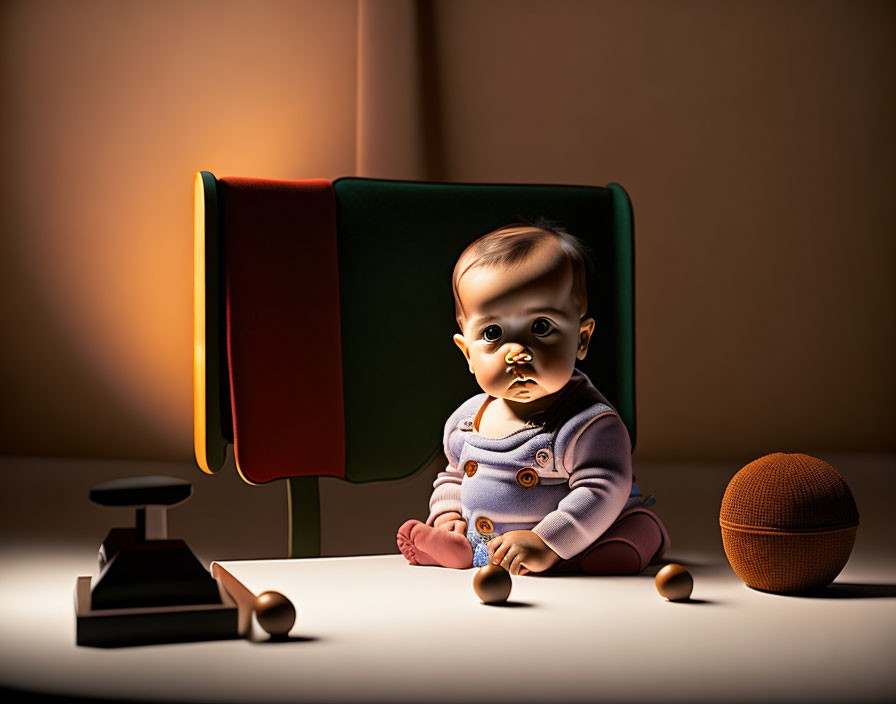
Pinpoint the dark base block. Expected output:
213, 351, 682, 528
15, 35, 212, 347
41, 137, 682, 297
75, 576, 240, 648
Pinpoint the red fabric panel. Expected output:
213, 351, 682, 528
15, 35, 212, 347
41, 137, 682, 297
220, 177, 345, 483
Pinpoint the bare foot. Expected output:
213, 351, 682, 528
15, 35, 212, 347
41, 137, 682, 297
397, 520, 473, 569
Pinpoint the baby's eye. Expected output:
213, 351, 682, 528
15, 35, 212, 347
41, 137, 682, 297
531, 317, 554, 337
482, 324, 503, 342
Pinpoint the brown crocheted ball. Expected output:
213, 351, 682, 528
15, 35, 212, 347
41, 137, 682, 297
720, 453, 859, 593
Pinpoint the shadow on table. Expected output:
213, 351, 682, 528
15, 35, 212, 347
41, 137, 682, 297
527, 561, 724, 605
0, 684, 194, 703
532, 555, 726, 579
259, 634, 321, 644
775, 582, 896, 599
656, 554, 731, 568
482, 600, 534, 608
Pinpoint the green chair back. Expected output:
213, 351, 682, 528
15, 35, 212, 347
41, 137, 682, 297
194, 174, 635, 557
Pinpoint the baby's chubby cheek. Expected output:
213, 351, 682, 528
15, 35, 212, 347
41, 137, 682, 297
473, 358, 508, 392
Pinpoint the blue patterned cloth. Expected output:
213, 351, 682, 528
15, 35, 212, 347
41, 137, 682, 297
468, 529, 492, 567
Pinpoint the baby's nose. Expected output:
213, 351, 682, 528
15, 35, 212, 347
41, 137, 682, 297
504, 345, 533, 365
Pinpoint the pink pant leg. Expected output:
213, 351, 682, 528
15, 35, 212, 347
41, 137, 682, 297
546, 507, 669, 576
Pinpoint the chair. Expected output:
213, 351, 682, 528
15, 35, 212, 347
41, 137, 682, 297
193, 173, 635, 558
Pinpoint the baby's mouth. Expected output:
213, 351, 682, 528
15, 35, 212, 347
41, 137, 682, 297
508, 366, 536, 386
510, 376, 534, 386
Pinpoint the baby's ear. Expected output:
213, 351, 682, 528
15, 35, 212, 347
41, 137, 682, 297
576, 318, 596, 360
453, 333, 473, 372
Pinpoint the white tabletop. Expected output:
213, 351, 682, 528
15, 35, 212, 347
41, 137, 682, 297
212, 553, 896, 704
1, 453, 894, 703
3, 546, 891, 703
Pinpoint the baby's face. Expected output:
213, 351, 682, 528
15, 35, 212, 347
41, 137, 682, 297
454, 249, 594, 405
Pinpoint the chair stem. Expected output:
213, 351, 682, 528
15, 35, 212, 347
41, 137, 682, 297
287, 476, 321, 558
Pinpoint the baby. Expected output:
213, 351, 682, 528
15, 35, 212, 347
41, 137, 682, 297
397, 223, 668, 576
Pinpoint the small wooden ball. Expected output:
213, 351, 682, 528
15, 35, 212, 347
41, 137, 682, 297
473, 563, 512, 604
655, 563, 693, 601
254, 591, 296, 636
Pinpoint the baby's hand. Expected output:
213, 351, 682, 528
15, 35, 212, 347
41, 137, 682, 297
487, 530, 560, 575
433, 511, 467, 534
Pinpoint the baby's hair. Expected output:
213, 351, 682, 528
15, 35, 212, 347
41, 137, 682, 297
452, 219, 591, 326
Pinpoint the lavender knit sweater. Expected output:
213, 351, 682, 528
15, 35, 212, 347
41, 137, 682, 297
426, 370, 639, 560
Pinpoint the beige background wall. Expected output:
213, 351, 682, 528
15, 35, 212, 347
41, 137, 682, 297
1, 0, 893, 466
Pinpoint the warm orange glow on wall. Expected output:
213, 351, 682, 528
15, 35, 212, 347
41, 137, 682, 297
193, 173, 210, 474
0, 0, 357, 460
